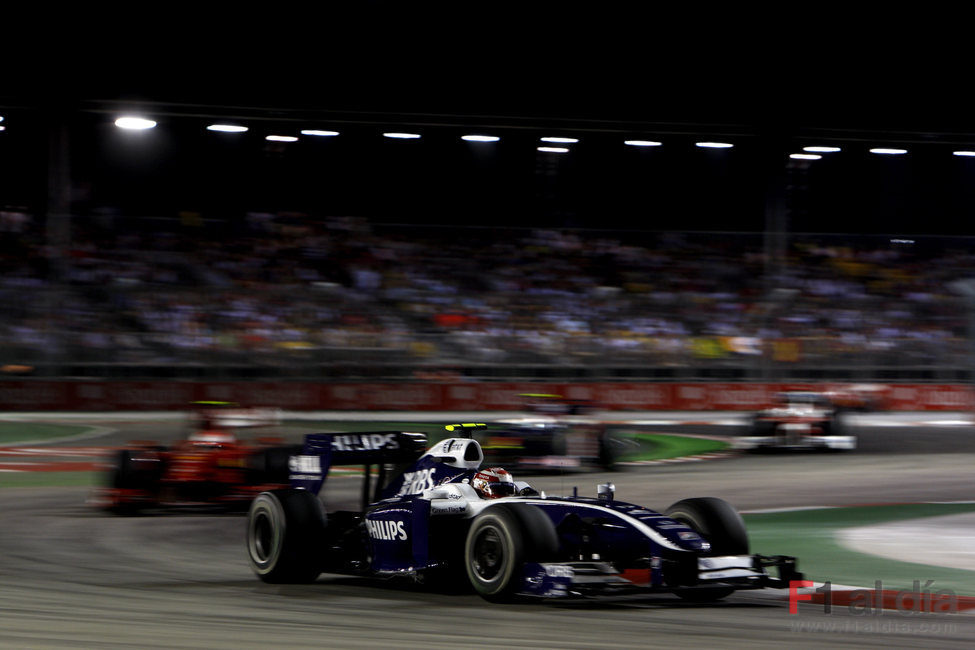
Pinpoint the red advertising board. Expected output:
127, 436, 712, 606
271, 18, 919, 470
0, 380, 972, 412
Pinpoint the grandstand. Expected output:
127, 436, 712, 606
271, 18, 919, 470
2, 211, 973, 383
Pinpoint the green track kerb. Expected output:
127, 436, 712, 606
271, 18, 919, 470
0, 472, 98, 488
0, 422, 100, 487
0, 422, 91, 445
626, 432, 728, 461
745, 502, 975, 595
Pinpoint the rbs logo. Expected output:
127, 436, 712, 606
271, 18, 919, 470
396, 468, 437, 496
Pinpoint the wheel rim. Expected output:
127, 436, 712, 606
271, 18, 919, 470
471, 525, 505, 581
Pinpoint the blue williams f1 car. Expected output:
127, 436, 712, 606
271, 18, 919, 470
246, 425, 801, 602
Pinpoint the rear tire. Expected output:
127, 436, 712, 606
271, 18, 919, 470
665, 497, 749, 602
247, 489, 326, 583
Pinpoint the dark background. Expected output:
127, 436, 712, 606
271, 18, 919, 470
2, 7, 972, 236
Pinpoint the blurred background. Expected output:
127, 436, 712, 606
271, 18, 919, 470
3, 97, 975, 391
3, 17, 975, 403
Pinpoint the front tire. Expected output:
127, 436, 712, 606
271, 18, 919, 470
110, 448, 164, 491
464, 505, 557, 602
106, 448, 164, 514
247, 489, 326, 583
598, 432, 620, 470
249, 445, 302, 484
665, 497, 749, 602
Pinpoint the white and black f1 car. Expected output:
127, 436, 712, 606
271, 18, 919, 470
734, 391, 856, 452
246, 425, 801, 602
481, 394, 625, 471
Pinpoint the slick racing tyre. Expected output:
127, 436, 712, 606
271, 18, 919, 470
597, 433, 620, 471
821, 415, 850, 446
249, 445, 303, 484
464, 505, 557, 602
110, 448, 164, 491
106, 448, 164, 514
745, 416, 776, 439
664, 497, 749, 602
247, 489, 326, 584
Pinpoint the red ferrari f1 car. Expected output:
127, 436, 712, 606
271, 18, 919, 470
95, 403, 301, 513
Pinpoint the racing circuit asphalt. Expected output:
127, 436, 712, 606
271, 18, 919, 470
3, 413, 975, 648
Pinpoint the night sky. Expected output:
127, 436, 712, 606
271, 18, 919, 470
3, 11, 972, 236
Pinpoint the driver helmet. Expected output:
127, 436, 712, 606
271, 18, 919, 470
472, 467, 517, 499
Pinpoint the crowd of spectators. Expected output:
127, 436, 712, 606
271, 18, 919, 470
1, 208, 973, 379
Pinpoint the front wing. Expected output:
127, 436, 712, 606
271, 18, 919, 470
519, 554, 803, 599
733, 435, 856, 451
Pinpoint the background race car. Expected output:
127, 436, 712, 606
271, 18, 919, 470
734, 391, 856, 452
479, 394, 627, 470
246, 425, 802, 602
94, 402, 301, 513
824, 383, 889, 412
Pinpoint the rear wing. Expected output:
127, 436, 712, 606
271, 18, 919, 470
289, 431, 428, 507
